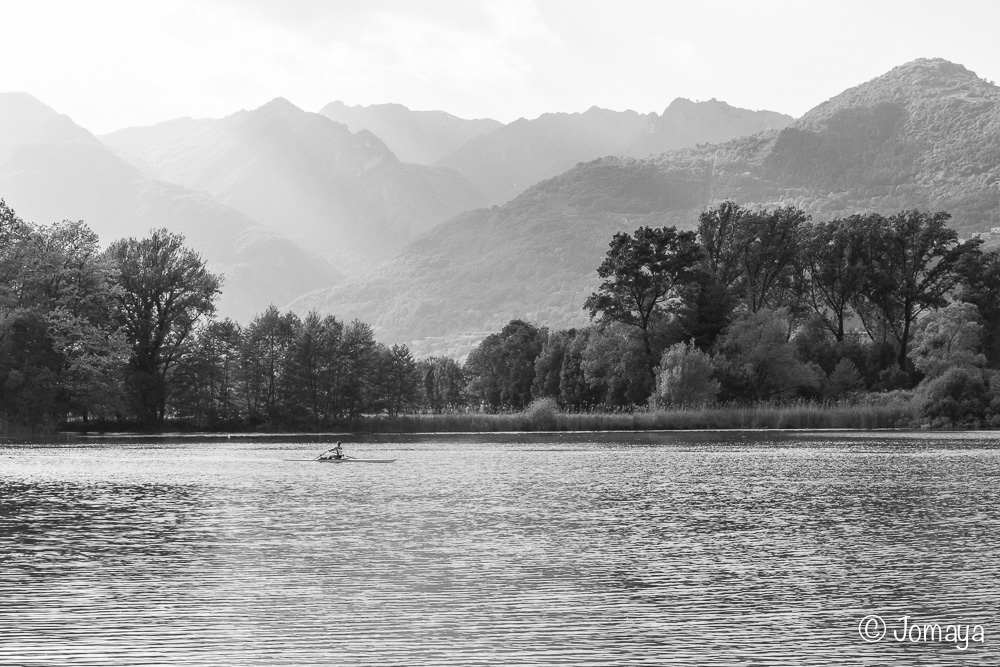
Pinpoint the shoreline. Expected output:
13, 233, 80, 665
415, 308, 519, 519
15, 397, 996, 441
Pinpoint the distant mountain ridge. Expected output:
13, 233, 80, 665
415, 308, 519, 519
0, 93, 98, 159
290, 58, 1000, 352
435, 106, 650, 205
433, 100, 793, 205
623, 97, 793, 156
319, 101, 502, 165
0, 92, 342, 322
102, 99, 487, 274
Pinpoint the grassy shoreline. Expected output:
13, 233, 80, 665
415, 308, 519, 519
357, 399, 918, 434
48, 399, 970, 438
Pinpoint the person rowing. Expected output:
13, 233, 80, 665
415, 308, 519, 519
318, 442, 345, 460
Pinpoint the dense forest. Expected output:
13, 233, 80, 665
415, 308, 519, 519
460, 201, 1000, 428
0, 199, 446, 432
3, 198, 1000, 432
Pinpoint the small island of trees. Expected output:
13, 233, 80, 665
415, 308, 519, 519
2, 198, 999, 435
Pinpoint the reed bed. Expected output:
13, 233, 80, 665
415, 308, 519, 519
359, 398, 918, 434
0, 416, 60, 441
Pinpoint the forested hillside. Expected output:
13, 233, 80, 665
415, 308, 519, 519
290, 153, 713, 346
294, 59, 1000, 351
759, 59, 1000, 232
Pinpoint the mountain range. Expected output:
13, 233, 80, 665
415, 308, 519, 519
289, 58, 1000, 356
432, 99, 791, 205
319, 101, 502, 165
0, 93, 342, 322
101, 99, 487, 274
320, 98, 791, 206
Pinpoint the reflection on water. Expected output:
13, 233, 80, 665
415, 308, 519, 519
1, 432, 998, 665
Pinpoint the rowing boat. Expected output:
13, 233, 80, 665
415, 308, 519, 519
283, 456, 396, 463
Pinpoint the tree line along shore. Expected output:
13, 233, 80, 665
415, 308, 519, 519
1, 198, 997, 435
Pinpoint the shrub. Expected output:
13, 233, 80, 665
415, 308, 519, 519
714, 309, 819, 400
651, 341, 719, 407
911, 302, 986, 378
825, 358, 864, 398
524, 397, 559, 429
915, 367, 988, 424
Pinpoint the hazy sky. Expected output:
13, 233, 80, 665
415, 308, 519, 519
3, 0, 998, 134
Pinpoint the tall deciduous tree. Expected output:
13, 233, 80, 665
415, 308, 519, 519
584, 226, 701, 374
580, 323, 652, 406
108, 229, 222, 426
797, 215, 870, 341
0, 203, 125, 424
465, 319, 546, 409
286, 311, 341, 428
243, 306, 300, 424
697, 200, 750, 291
378, 344, 420, 417
173, 318, 242, 426
340, 319, 379, 420
854, 211, 980, 369
418, 356, 466, 412
697, 201, 808, 314
558, 329, 598, 409
532, 329, 576, 402
955, 248, 1000, 368
740, 205, 808, 313
31, 220, 127, 419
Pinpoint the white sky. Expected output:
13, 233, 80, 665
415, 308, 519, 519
2, 0, 998, 134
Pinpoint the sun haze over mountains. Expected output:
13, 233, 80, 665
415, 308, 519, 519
2, 58, 998, 356
0, 92, 342, 322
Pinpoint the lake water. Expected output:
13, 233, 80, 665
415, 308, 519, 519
1, 431, 997, 665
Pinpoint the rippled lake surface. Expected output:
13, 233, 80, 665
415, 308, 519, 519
2, 431, 998, 665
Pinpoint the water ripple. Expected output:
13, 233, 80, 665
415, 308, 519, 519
1, 432, 998, 665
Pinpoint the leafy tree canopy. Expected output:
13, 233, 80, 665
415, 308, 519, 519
108, 228, 222, 426
585, 225, 701, 370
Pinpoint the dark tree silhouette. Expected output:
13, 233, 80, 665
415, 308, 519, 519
108, 229, 222, 427
584, 226, 701, 374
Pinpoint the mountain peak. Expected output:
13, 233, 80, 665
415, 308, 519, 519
0, 92, 98, 156
801, 58, 999, 126
0, 92, 58, 118
255, 97, 304, 116
890, 57, 978, 79
665, 97, 695, 109
872, 58, 991, 94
